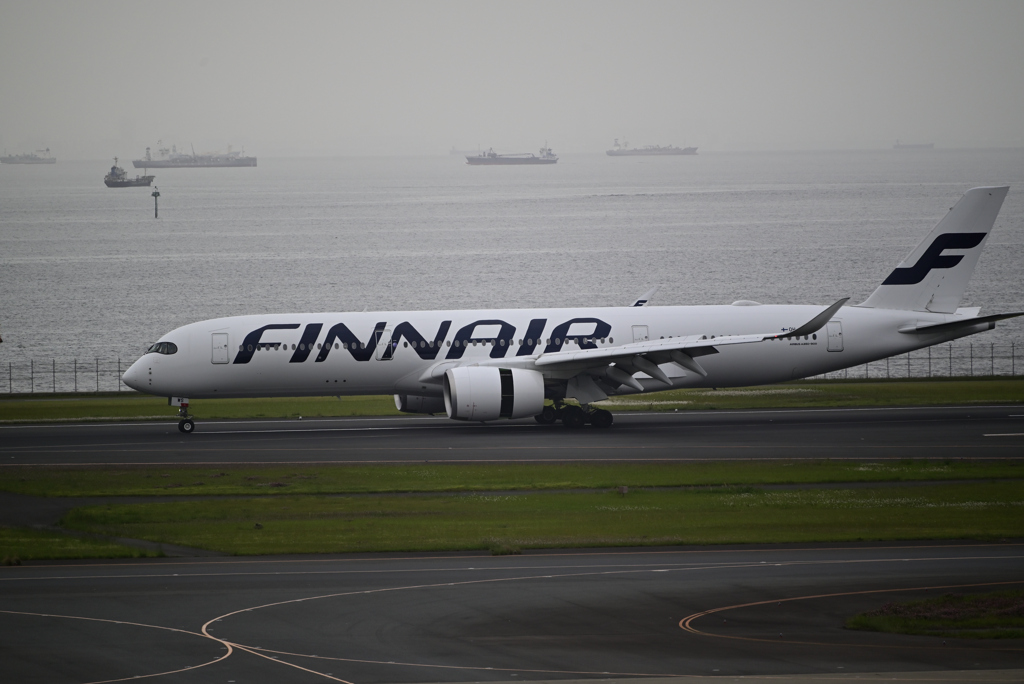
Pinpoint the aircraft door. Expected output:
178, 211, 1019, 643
211, 333, 229, 363
375, 329, 394, 361
632, 325, 649, 343
826, 321, 843, 352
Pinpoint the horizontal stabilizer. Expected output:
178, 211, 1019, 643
898, 311, 1024, 335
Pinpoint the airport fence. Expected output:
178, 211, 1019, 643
0, 342, 1021, 395
3, 358, 134, 395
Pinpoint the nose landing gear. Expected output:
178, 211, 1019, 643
171, 397, 195, 434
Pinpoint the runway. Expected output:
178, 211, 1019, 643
2, 406, 1023, 465
1, 542, 1022, 682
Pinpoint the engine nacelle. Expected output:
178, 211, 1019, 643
394, 394, 447, 415
443, 367, 545, 421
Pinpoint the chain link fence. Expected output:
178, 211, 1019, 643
3, 358, 132, 394
813, 342, 1019, 380
1, 342, 1020, 394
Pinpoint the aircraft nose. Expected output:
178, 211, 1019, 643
122, 359, 144, 391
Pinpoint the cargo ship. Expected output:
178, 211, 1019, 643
1, 148, 56, 164
133, 143, 256, 168
606, 140, 696, 156
466, 145, 558, 165
104, 158, 154, 187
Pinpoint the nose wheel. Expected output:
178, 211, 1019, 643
175, 400, 195, 434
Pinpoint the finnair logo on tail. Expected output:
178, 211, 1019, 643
881, 233, 986, 285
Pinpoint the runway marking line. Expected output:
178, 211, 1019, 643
2, 414, 974, 439
0, 608, 233, 683
2, 404, 1019, 432
679, 579, 1024, 651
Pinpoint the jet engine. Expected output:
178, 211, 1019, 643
443, 367, 545, 421
394, 394, 447, 415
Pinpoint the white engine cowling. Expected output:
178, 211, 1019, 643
394, 394, 447, 415
443, 367, 545, 421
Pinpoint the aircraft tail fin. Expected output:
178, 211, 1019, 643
860, 186, 1008, 313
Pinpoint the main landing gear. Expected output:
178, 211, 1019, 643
535, 402, 613, 429
176, 401, 195, 434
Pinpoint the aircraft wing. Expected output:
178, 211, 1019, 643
467, 298, 850, 393
535, 298, 849, 371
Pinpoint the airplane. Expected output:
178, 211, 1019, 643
122, 186, 1021, 433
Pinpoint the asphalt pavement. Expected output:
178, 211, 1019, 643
2, 405, 1023, 466
1, 542, 1022, 683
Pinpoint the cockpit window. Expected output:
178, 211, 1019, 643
146, 341, 178, 355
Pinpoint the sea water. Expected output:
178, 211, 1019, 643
1, 150, 1022, 367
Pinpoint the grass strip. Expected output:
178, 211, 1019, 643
61, 481, 1024, 556
600, 378, 1024, 411
846, 589, 1024, 639
0, 394, 399, 422
3, 460, 1022, 498
1, 378, 1021, 423
0, 526, 159, 561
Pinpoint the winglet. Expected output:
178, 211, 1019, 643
631, 286, 659, 307
767, 298, 849, 340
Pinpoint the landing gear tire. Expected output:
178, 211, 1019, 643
534, 405, 559, 424
178, 419, 195, 434
561, 406, 587, 429
589, 409, 613, 429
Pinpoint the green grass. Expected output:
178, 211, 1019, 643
1, 378, 1021, 423
847, 589, 1024, 639
61, 481, 1024, 555
3, 460, 1022, 498
598, 378, 1024, 411
0, 526, 159, 561
0, 393, 401, 422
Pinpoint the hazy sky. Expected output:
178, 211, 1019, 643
3, 0, 1023, 158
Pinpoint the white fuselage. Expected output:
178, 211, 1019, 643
122, 303, 978, 400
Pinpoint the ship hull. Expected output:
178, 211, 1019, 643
105, 175, 155, 188
606, 147, 697, 156
132, 158, 257, 168
466, 157, 557, 165
1, 157, 56, 164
